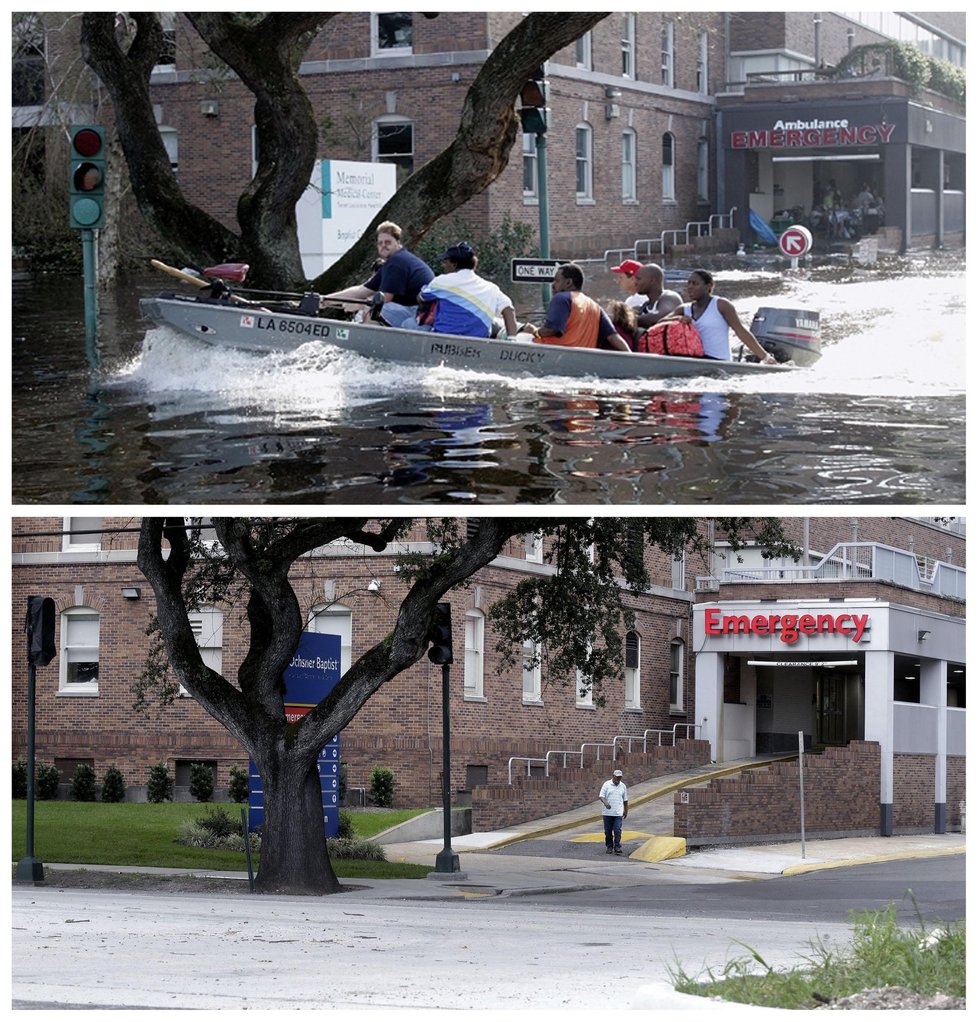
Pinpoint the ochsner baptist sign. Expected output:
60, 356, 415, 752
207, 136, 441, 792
703, 608, 871, 645
731, 118, 896, 150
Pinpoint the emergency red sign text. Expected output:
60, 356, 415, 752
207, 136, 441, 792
703, 609, 870, 645
730, 119, 896, 150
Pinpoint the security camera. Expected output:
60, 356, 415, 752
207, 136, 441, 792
368, 579, 381, 593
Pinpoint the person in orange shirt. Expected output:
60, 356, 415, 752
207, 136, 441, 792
522, 264, 631, 351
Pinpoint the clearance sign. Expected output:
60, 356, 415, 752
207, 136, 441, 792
731, 118, 896, 150
703, 608, 871, 645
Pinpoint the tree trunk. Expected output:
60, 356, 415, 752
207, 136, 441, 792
254, 748, 340, 896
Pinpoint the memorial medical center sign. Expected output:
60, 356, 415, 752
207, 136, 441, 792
731, 118, 896, 150
704, 608, 871, 645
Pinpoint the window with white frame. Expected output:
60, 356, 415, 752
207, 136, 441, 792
671, 549, 686, 589
696, 30, 709, 93
575, 124, 593, 201
670, 639, 685, 710
661, 20, 675, 87
522, 639, 542, 703
575, 665, 594, 707
60, 608, 99, 693
464, 610, 485, 699
63, 516, 102, 552
621, 15, 636, 78
374, 118, 414, 187
662, 132, 676, 201
307, 603, 353, 677
624, 631, 641, 709
697, 137, 710, 202
524, 533, 543, 563
575, 32, 592, 69
622, 129, 637, 202
372, 12, 413, 55
181, 606, 224, 696
522, 133, 538, 200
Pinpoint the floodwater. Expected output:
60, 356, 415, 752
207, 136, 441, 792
11, 253, 965, 505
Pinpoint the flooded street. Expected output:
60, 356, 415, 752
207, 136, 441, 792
12, 254, 964, 505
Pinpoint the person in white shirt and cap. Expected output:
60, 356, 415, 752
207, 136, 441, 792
598, 769, 628, 855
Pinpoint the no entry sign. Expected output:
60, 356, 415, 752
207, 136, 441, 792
778, 224, 813, 259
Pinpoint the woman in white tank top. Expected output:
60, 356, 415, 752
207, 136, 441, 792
678, 269, 777, 363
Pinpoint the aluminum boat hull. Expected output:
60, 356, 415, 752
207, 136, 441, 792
140, 294, 796, 380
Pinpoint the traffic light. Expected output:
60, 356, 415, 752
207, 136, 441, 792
26, 596, 56, 667
427, 602, 454, 665
69, 125, 106, 229
519, 66, 549, 135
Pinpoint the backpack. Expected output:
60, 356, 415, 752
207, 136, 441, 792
636, 320, 705, 358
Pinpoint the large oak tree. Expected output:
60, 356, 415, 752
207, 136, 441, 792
80, 12, 609, 290
137, 517, 796, 896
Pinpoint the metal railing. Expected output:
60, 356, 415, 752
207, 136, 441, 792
586, 207, 738, 271
696, 542, 965, 599
507, 723, 702, 784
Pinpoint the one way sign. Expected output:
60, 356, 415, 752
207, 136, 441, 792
511, 258, 562, 282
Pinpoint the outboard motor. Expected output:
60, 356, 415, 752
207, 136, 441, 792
745, 307, 822, 366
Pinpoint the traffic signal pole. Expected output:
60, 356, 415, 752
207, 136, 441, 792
81, 228, 98, 347
425, 602, 464, 878
432, 660, 462, 876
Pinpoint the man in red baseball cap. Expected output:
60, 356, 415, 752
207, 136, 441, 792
611, 259, 645, 310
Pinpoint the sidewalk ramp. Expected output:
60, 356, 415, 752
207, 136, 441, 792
630, 836, 687, 863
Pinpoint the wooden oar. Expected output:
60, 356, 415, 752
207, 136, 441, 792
150, 259, 250, 305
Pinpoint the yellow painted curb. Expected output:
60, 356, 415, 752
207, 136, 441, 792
570, 831, 651, 844
630, 836, 687, 863
782, 845, 967, 876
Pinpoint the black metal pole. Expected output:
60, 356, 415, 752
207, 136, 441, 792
432, 661, 461, 875
15, 662, 45, 884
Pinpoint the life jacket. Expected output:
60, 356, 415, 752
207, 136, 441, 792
636, 320, 705, 358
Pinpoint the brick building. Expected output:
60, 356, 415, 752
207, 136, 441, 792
11, 516, 965, 840
13, 12, 965, 261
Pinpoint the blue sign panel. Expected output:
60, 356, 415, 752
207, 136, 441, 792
249, 632, 343, 837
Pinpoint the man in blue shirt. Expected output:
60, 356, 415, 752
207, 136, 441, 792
329, 221, 434, 327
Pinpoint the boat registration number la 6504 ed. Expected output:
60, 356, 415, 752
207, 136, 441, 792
240, 313, 332, 339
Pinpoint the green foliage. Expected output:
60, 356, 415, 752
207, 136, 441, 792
69, 763, 99, 802
369, 766, 396, 808
325, 836, 387, 861
831, 42, 964, 103
669, 899, 965, 1008
189, 762, 215, 803
100, 766, 127, 803
180, 806, 258, 851
13, 761, 27, 799
35, 762, 61, 800
227, 764, 250, 804
415, 214, 536, 290
338, 762, 348, 804
337, 808, 354, 839
146, 761, 174, 803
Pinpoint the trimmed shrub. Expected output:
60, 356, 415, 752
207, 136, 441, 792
227, 765, 249, 804
13, 760, 27, 799
146, 761, 174, 803
179, 806, 258, 852
337, 808, 354, 840
69, 763, 99, 802
326, 836, 387, 861
189, 762, 215, 803
100, 766, 127, 803
369, 767, 396, 808
35, 763, 61, 800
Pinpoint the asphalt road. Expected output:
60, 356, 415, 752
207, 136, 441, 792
11, 855, 963, 1011
508, 854, 966, 924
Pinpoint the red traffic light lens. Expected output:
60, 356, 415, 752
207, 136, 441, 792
72, 128, 103, 158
